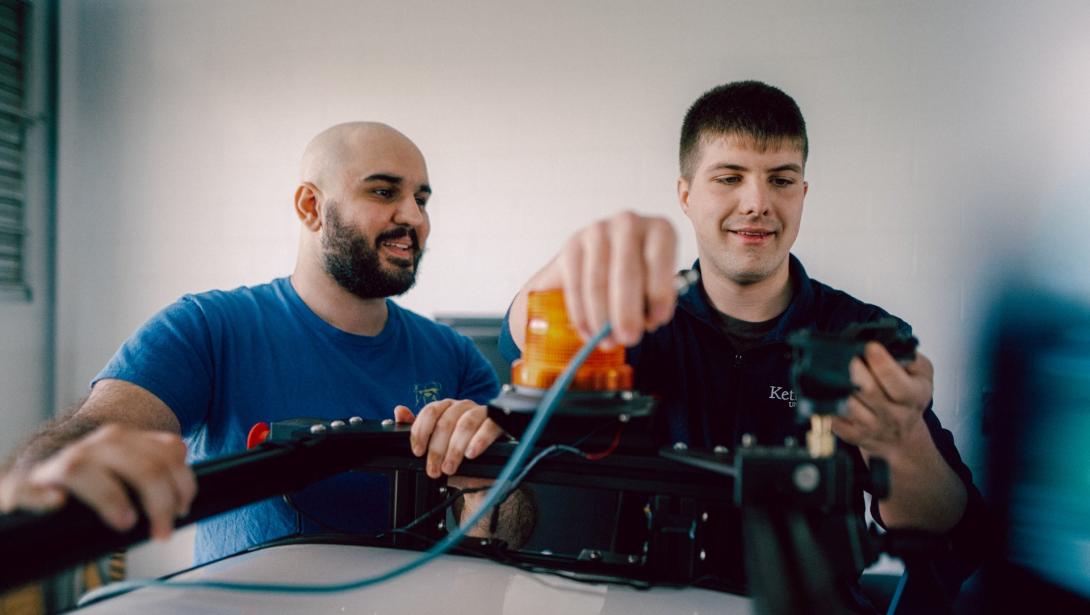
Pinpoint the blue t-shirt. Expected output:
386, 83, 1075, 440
95, 277, 500, 564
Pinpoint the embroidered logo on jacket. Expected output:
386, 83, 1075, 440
413, 382, 442, 408
768, 385, 798, 408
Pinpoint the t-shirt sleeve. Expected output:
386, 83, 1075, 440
93, 296, 215, 436
457, 334, 501, 405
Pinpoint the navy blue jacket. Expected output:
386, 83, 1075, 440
500, 254, 986, 600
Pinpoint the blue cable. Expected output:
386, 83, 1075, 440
80, 324, 613, 604
886, 569, 908, 615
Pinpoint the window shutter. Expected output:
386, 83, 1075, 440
0, 0, 28, 298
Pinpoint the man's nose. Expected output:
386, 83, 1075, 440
738, 181, 771, 216
393, 194, 426, 227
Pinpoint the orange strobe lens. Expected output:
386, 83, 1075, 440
512, 289, 633, 391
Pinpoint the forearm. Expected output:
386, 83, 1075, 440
2, 401, 98, 473
3, 380, 180, 475
867, 421, 967, 532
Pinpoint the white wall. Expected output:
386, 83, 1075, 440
49, 0, 1090, 572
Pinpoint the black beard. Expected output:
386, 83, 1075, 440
321, 203, 423, 299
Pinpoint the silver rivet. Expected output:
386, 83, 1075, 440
380, 418, 394, 426
619, 414, 630, 423
588, 550, 602, 560
701, 511, 708, 522
784, 436, 797, 447
741, 434, 755, 447
699, 549, 706, 561
480, 539, 489, 546
501, 384, 513, 393
672, 442, 688, 451
713, 445, 729, 455
349, 416, 364, 425
330, 420, 346, 430
503, 408, 512, 415
438, 486, 447, 495
627, 554, 639, 564
620, 391, 634, 401
309, 424, 327, 434
793, 463, 821, 493
437, 520, 445, 530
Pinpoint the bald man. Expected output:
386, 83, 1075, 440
0, 123, 504, 564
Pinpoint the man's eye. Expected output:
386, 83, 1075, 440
415, 197, 428, 207
715, 176, 741, 185
771, 177, 795, 187
373, 188, 395, 198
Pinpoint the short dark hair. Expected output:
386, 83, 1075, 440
679, 80, 808, 178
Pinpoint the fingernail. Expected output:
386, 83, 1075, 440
441, 461, 454, 475
117, 508, 137, 529
466, 446, 478, 459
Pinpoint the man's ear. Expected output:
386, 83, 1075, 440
677, 176, 692, 216
294, 182, 322, 230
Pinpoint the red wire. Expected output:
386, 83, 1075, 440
583, 425, 623, 461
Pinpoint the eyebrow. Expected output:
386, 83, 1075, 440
706, 162, 803, 174
361, 173, 432, 194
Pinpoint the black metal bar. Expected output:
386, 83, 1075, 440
0, 428, 409, 593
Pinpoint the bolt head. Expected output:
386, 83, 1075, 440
309, 424, 327, 434
672, 441, 688, 451
793, 463, 821, 493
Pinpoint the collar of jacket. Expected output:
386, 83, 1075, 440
677, 253, 816, 345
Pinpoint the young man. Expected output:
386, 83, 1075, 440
499, 81, 985, 602
0, 122, 505, 564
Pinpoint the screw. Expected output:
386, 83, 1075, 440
672, 442, 688, 451
793, 463, 821, 493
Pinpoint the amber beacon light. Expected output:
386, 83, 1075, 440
512, 289, 633, 391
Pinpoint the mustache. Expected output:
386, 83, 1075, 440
375, 227, 420, 250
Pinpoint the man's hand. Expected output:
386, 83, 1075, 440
0, 424, 196, 541
831, 343, 967, 530
511, 211, 678, 350
831, 342, 935, 459
394, 399, 504, 479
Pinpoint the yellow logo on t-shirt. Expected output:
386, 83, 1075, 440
413, 382, 442, 408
